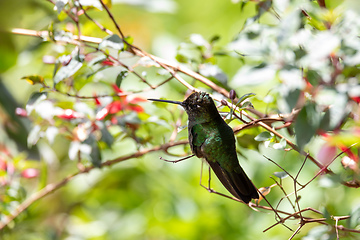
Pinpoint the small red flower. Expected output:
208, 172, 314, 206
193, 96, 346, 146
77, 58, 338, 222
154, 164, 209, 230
21, 168, 39, 178
351, 96, 360, 103
15, 108, 28, 117
57, 109, 83, 120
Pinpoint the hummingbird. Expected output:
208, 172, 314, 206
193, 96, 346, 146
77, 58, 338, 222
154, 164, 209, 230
149, 91, 258, 203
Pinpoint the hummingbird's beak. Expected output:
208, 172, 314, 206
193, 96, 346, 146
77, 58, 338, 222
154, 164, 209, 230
148, 98, 183, 106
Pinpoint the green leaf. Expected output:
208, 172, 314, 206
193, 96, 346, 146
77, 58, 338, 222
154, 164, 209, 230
99, 34, 124, 50
84, 136, 102, 168
116, 71, 128, 88
306, 70, 321, 86
0, 33, 17, 72
123, 36, 134, 51
240, 101, 254, 109
210, 35, 220, 44
175, 53, 189, 63
273, 171, 288, 179
21, 75, 44, 85
53, 56, 83, 85
316, 90, 349, 130
100, 126, 114, 147
254, 131, 272, 141
319, 109, 331, 132
273, 138, 287, 150
348, 206, 360, 229
55, 0, 66, 14
235, 93, 256, 107
90, 140, 102, 168
284, 89, 300, 113
295, 103, 320, 150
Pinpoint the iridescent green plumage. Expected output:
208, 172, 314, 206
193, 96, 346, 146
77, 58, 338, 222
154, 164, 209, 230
149, 91, 258, 203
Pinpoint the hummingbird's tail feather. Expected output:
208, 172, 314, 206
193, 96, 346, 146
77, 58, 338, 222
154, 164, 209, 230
207, 161, 258, 203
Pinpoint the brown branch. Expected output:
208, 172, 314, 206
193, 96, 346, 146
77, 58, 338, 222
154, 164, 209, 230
99, 0, 125, 39
317, 0, 326, 8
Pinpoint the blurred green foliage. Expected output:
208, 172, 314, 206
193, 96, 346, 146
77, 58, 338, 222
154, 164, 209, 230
1, 0, 360, 239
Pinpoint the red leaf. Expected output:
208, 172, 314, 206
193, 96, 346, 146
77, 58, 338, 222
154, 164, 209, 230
0, 158, 6, 171
111, 84, 123, 94
339, 144, 358, 162
129, 97, 146, 103
351, 96, 360, 103
128, 105, 144, 113
93, 94, 101, 106
107, 101, 123, 114
101, 59, 114, 66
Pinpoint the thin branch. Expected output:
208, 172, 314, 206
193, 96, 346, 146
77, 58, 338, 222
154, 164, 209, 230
99, 0, 125, 39
78, 1, 113, 35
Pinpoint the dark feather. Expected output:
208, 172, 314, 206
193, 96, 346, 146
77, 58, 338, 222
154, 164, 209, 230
207, 160, 258, 203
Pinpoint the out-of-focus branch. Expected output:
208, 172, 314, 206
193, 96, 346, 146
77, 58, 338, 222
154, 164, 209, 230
0, 140, 188, 230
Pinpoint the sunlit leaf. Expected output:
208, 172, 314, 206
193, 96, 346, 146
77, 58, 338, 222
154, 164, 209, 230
235, 92, 256, 106
254, 131, 272, 141
27, 125, 41, 147
189, 34, 208, 47
199, 64, 228, 84
53, 56, 83, 85
273, 138, 287, 150
54, 0, 67, 14
78, 0, 103, 10
273, 171, 289, 179
26, 92, 48, 114
99, 34, 124, 50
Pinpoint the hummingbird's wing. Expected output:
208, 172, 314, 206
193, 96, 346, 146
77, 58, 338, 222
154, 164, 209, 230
207, 158, 258, 203
189, 123, 258, 203
206, 160, 246, 201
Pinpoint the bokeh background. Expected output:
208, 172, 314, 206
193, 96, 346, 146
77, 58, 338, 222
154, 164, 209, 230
1, 0, 360, 239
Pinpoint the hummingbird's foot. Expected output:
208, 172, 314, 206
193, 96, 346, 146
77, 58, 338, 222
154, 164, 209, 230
159, 154, 195, 163
200, 183, 244, 202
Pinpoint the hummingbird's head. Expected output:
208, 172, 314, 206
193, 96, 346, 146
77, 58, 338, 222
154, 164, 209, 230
148, 91, 220, 121
181, 92, 219, 120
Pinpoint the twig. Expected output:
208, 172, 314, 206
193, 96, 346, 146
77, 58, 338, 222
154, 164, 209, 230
99, 0, 125, 39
